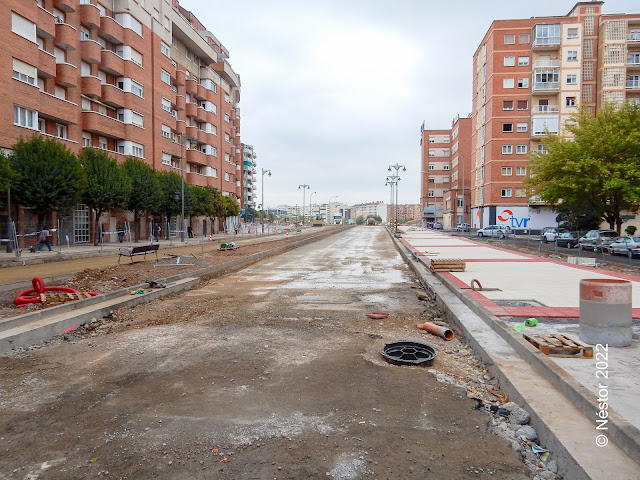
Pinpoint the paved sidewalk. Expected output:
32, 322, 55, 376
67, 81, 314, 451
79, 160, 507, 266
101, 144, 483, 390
396, 226, 640, 472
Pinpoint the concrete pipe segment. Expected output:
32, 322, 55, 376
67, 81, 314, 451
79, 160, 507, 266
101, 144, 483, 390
579, 278, 632, 347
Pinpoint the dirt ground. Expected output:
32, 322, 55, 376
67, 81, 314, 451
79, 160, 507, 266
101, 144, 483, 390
0, 227, 538, 480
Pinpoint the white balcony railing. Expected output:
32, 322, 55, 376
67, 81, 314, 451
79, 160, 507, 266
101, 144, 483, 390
532, 82, 560, 92
533, 59, 561, 69
627, 80, 640, 89
532, 105, 559, 113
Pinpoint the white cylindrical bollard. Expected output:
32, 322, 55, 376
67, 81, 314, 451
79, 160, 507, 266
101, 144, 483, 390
579, 279, 632, 347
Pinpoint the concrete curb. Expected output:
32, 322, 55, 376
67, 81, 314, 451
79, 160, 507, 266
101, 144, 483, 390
388, 228, 640, 476
0, 228, 344, 354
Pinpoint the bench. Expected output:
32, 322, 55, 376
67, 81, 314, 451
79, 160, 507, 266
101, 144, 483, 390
118, 244, 160, 265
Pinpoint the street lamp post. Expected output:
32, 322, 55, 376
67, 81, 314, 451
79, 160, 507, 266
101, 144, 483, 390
385, 175, 400, 232
180, 134, 185, 242
261, 168, 272, 233
388, 164, 406, 233
309, 191, 317, 222
298, 184, 310, 225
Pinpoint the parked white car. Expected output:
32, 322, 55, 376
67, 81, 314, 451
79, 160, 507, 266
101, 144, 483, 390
608, 236, 640, 258
541, 228, 559, 243
477, 225, 512, 238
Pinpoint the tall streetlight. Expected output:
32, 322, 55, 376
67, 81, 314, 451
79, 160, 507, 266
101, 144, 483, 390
386, 180, 395, 225
385, 175, 400, 232
309, 191, 317, 221
328, 195, 338, 225
298, 184, 310, 225
388, 164, 406, 233
261, 168, 272, 233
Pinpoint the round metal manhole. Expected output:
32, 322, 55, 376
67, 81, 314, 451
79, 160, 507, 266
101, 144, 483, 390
380, 340, 436, 367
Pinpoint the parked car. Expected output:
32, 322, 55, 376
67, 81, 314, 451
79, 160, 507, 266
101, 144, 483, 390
608, 236, 640, 258
432, 222, 443, 230
554, 232, 579, 248
578, 230, 620, 251
455, 223, 471, 232
477, 225, 512, 238
541, 228, 560, 243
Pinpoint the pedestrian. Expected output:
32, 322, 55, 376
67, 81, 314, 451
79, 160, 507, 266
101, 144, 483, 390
187, 225, 193, 238
234, 223, 239, 235
155, 224, 161, 242
38, 228, 52, 252
117, 224, 125, 243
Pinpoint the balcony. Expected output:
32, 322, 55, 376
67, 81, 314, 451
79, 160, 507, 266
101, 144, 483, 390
628, 57, 640, 69
79, 2, 100, 29
55, 20, 77, 50
532, 82, 560, 93
38, 91, 77, 124
80, 40, 102, 64
185, 102, 197, 118
627, 80, 640, 89
196, 83, 206, 100
175, 95, 185, 111
55, 62, 78, 88
37, 6, 55, 39
101, 84, 125, 108
99, 15, 124, 45
213, 59, 240, 89
185, 78, 197, 94
54, 0, 75, 13
175, 70, 185, 86
532, 105, 559, 114
629, 32, 640, 43
185, 125, 198, 139
81, 75, 102, 98
185, 149, 207, 165
38, 49, 57, 78
532, 59, 561, 69
175, 120, 186, 135
100, 50, 124, 76
186, 172, 208, 187
82, 110, 125, 138
194, 106, 207, 122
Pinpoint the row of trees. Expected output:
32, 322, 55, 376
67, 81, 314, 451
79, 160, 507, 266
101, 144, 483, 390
0, 136, 240, 242
527, 102, 640, 233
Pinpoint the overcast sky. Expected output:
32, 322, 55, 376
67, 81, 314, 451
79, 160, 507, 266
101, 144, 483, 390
190, 0, 640, 208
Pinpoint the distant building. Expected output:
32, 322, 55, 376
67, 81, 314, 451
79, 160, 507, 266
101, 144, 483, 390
351, 202, 387, 222
387, 204, 422, 223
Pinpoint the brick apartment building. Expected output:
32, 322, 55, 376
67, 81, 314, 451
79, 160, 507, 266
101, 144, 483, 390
469, 1, 640, 231
420, 115, 472, 229
351, 201, 387, 223
240, 143, 256, 212
387, 203, 421, 223
3, 0, 241, 241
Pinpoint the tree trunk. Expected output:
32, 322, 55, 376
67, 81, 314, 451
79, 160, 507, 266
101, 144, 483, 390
133, 210, 140, 242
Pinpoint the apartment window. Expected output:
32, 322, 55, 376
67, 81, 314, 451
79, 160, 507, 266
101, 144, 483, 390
55, 123, 67, 139
517, 123, 528, 132
99, 136, 107, 150
131, 80, 143, 97
38, 118, 45, 133
534, 24, 561, 46
518, 56, 529, 66
567, 50, 578, 62
516, 145, 527, 154
224, 172, 231, 182
515, 188, 527, 198
566, 74, 577, 85
567, 28, 578, 39
457, 199, 464, 208
161, 97, 171, 113
132, 143, 143, 158
501, 188, 512, 197
502, 145, 513, 155
224, 133, 231, 143
130, 112, 142, 127
429, 150, 435, 157
504, 34, 515, 45
162, 152, 171, 165
224, 113, 230, 123
161, 69, 171, 84
80, 28, 90, 40
519, 34, 530, 44
13, 105, 37, 129
443, 165, 450, 171
501, 167, 512, 175
503, 100, 514, 110
161, 124, 172, 139
517, 78, 529, 88
160, 41, 170, 57
12, 12, 36, 43
82, 132, 91, 147
502, 123, 513, 132
428, 164, 435, 170
12, 59, 36, 85
55, 86, 66, 100
516, 166, 527, 175
428, 191, 435, 197
537, 144, 548, 154
428, 178, 435, 184
443, 136, 450, 143
211, 146, 217, 156
517, 100, 528, 110
566, 96, 576, 106
503, 78, 515, 89
130, 48, 143, 67
504, 56, 515, 67
428, 137, 435, 144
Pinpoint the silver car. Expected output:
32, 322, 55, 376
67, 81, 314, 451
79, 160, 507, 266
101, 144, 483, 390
477, 225, 512, 238
608, 236, 640, 258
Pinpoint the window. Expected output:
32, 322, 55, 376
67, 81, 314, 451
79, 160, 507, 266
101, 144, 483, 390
443, 165, 450, 171
504, 56, 515, 66
503, 100, 514, 110
13, 105, 37, 128
429, 150, 435, 157
504, 34, 515, 45
516, 166, 527, 175
130, 48, 142, 67
161, 69, 171, 84
428, 164, 435, 170
12, 59, 36, 85
515, 188, 527, 198
501, 188, 512, 197
517, 123, 528, 132
519, 34, 530, 44
161, 97, 172, 113
503, 78, 515, 89
502, 167, 512, 175
131, 111, 143, 127
534, 24, 561, 46
55, 123, 67, 139
516, 145, 527, 154
224, 113, 230, 123
211, 146, 217, 156
502, 145, 513, 154
55, 86, 66, 100
537, 144, 548, 154
517, 100, 528, 110
566, 74, 577, 84
12, 12, 36, 43
130, 80, 143, 97
428, 191, 435, 197
162, 153, 171, 165
99, 136, 107, 150
225, 172, 231, 182
82, 132, 91, 147
518, 56, 529, 66
160, 41, 170, 57
428, 137, 435, 144
428, 178, 435, 184
567, 50, 578, 61
132, 143, 143, 158
567, 28, 578, 39
517, 78, 529, 88
457, 199, 464, 208
566, 97, 576, 106
224, 133, 231, 143
38, 118, 45, 133
502, 123, 513, 132
80, 28, 90, 40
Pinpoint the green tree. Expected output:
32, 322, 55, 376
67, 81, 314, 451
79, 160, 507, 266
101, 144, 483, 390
122, 158, 162, 241
189, 185, 215, 218
373, 215, 382, 223
527, 102, 640, 233
355, 215, 365, 225
156, 171, 194, 236
10, 136, 86, 226
0, 151, 16, 207
80, 149, 131, 244
221, 195, 240, 217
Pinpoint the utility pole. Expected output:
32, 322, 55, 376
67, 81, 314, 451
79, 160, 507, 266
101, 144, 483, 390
261, 168, 271, 233
298, 184, 310, 225
388, 164, 406, 233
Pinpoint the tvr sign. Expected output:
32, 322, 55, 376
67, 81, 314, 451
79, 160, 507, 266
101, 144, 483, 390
498, 209, 530, 228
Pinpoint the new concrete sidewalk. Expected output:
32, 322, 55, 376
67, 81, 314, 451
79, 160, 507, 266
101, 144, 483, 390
393, 226, 640, 479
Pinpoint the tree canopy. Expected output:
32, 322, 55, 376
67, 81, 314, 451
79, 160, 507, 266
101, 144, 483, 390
526, 102, 640, 233
156, 171, 194, 219
0, 151, 15, 206
10, 136, 86, 224
122, 158, 162, 241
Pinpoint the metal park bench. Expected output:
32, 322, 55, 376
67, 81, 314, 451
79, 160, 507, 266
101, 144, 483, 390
118, 244, 160, 265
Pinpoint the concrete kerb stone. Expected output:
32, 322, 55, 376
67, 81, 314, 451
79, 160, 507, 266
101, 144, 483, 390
388, 229, 640, 469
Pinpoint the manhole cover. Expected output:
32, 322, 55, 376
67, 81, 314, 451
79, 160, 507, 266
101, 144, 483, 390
380, 340, 436, 367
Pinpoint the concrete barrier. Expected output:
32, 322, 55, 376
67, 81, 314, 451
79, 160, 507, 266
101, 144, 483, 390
579, 278, 632, 347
